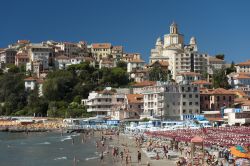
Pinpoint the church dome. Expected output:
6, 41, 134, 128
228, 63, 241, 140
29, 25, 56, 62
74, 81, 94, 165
155, 37, 162, 45
171, 21, 177, 27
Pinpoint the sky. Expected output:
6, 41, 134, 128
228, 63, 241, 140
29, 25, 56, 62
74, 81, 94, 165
0, 0, 250, 63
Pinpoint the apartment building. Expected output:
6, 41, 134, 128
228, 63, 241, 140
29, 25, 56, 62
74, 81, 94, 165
175, 72, 201, 84
200, 88, 235, 111
15, 52, 29, 67
142, 82, 200, 120
236, 60, 250, 73
27, 44, 53, 70
90, 43, 112, 61
0, 48, 17, 64
86, 88, 125, 119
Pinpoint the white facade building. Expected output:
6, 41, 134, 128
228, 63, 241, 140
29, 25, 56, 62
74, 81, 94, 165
236, 60, 250, 73
86, 88, 125, 119
28, 44, 53, 70
228, 72, 250, 89
142, 82, 200, 120
150, 22, 208, 80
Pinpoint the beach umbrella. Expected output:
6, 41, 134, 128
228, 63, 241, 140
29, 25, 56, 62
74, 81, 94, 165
229, 145, 250, 159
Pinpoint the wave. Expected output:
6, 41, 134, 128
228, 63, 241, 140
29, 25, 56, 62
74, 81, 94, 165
37, 142, 51, 145
54, 156, 67, 160
71, 133, 80, 137
60, 136, 72, 142
85, 156, 99, 161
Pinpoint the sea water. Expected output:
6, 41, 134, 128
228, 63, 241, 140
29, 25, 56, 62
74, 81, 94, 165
0, 132, 112, 166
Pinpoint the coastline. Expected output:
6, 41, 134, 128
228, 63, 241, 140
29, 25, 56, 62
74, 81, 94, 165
0, 119, 63, 132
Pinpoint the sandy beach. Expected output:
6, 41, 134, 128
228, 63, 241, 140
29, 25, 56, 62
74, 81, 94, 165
107, 133, 176, 166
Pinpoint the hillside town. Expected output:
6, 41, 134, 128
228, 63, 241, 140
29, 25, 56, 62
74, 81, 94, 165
0, 22, 250, 127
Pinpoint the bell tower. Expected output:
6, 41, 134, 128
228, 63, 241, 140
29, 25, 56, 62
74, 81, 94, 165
170, 21, 178, 34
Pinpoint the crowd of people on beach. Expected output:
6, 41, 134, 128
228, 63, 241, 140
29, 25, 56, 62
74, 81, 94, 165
126, 126, 250, 166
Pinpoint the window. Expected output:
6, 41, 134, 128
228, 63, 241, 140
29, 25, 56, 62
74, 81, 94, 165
195, 102, 199, 105
183, 109, 186, 114
189, 94, 192, 98
130, 105, 132, 108
194, 87, 198, 92
229, 96, 232, 101
195, 94, 199, 98
188, 87, 191, 92
183, 94, 186, 98
223, 96, 226, 100
189, 102, 192, 106
217, 96, 220, 101
182, 87, 185, 92
189, 110, 192, 114
183, 102, 186, 106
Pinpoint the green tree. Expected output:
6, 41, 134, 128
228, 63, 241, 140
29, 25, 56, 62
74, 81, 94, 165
116, 61, 127, 70
43, 70, 78, 101
212, 67, 230, 89
149, 67, 171, 81
215, 54, 225, 60
0, 73, 26, 115
226, 61, 236, 75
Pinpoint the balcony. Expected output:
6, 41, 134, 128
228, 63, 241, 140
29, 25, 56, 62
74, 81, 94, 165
87, 102, 113, 106
87, 108, 111, 112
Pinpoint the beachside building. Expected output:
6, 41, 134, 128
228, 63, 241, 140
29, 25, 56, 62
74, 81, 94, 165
123, 94, 144, 119
142, 82, 200, 120
200, 88, 235, 111
149, 22, 208, 80
86, 88, 125, 119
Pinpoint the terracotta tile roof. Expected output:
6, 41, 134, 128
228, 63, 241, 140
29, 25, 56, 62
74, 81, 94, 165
92, 43, 111, 49
192, 80, 212, 85
229, 89, 248, 98
234, 98, 249, 104
24, 77, 37, 81
16, 53, 29, 58
128, 59, 145, 63
149, 61, 169, 67
55, 55, 69, 60
237, 60, 250, 66
132, 81, 156, 87
17, 40, 30, 44
235, 74, 250, 79
176, 72, 201, 76
242, 100, 250, 106
201, 88, 235, 95
208, 56, 224, 62
112, 46, 123, 51
126, 94, 143, 104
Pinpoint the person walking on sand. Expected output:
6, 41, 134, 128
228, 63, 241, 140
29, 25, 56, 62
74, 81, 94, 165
137, 150, 141, 165
100, 151, 104, 164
